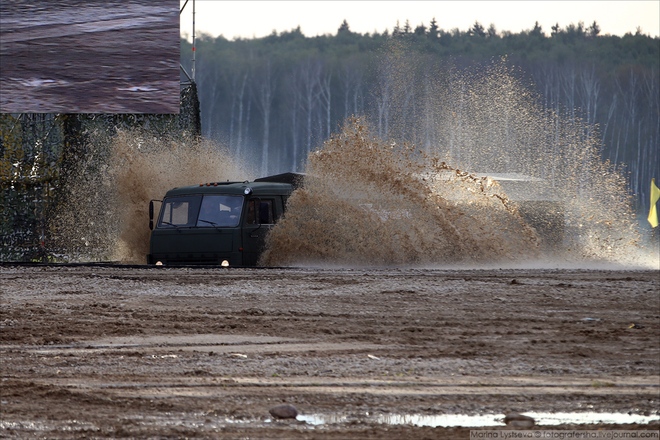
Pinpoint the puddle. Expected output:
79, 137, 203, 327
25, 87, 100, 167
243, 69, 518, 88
376, 413, 502, 427
19, 333, 380, 356
295, 414, 349, 425
527, 412, 659, 426
295, 412, 660, 428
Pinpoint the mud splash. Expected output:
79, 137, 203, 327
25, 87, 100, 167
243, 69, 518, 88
262, 58, 645, 268
50, 57, 648, 268
51, 129, 248, 263
261, 118, 541, 266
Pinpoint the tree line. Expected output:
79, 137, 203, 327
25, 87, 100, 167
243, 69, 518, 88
182, 20, 659, 212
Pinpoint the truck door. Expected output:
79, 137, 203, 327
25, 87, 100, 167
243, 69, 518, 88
242, 197, 277, 266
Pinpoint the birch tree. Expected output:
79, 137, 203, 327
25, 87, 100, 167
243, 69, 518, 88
251, 58, 276, 175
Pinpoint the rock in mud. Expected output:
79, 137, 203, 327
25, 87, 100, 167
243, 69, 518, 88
269, 404, 298, 419
503, 413, 535, 428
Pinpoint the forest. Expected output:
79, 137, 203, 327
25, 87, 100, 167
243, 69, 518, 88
183, 19, 658, 209
1, 19, 658, 260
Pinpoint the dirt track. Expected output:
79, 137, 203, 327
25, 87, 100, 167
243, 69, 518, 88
1, 265, 659, 439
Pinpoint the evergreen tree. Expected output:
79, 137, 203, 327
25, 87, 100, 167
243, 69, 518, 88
551, 23, 561, 36
428, 18, 439, 40
487, 24, 498, 38
393, 20, 402, 37
403, 20, 412, 35
470, 21, 486, 37
338, 19, 350, 35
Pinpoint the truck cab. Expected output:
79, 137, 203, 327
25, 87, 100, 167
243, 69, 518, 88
147, 173, 302, 266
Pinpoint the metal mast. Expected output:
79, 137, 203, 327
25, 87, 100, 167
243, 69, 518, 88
179, 0, 195, 84
192, 0, 195, 81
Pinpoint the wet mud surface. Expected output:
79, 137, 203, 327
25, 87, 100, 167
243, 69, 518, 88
0, 0, 179, 113
1, 265, 659, 438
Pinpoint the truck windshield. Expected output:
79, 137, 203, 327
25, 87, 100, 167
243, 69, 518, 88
196, 195, 243, 227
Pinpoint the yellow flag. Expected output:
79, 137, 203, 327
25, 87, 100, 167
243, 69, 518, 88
649, 178, 660, 228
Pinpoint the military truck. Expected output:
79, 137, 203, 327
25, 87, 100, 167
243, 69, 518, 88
147, 173, 302, 266
474, 173, 565, 251
427, 172, 564, 252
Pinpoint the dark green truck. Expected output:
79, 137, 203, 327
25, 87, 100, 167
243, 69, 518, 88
147, 173, 302, 266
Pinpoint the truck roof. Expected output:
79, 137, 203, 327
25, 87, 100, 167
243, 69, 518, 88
163, 180, 295, 198
163, 172, 304, 198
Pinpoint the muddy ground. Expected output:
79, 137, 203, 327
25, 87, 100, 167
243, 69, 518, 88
0, 0, 179, 113
0, 264, 658, 439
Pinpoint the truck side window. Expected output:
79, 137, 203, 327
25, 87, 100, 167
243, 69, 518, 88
158, 196, 201, 227
246, 199, 274, 225
168, 202, 189, 224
